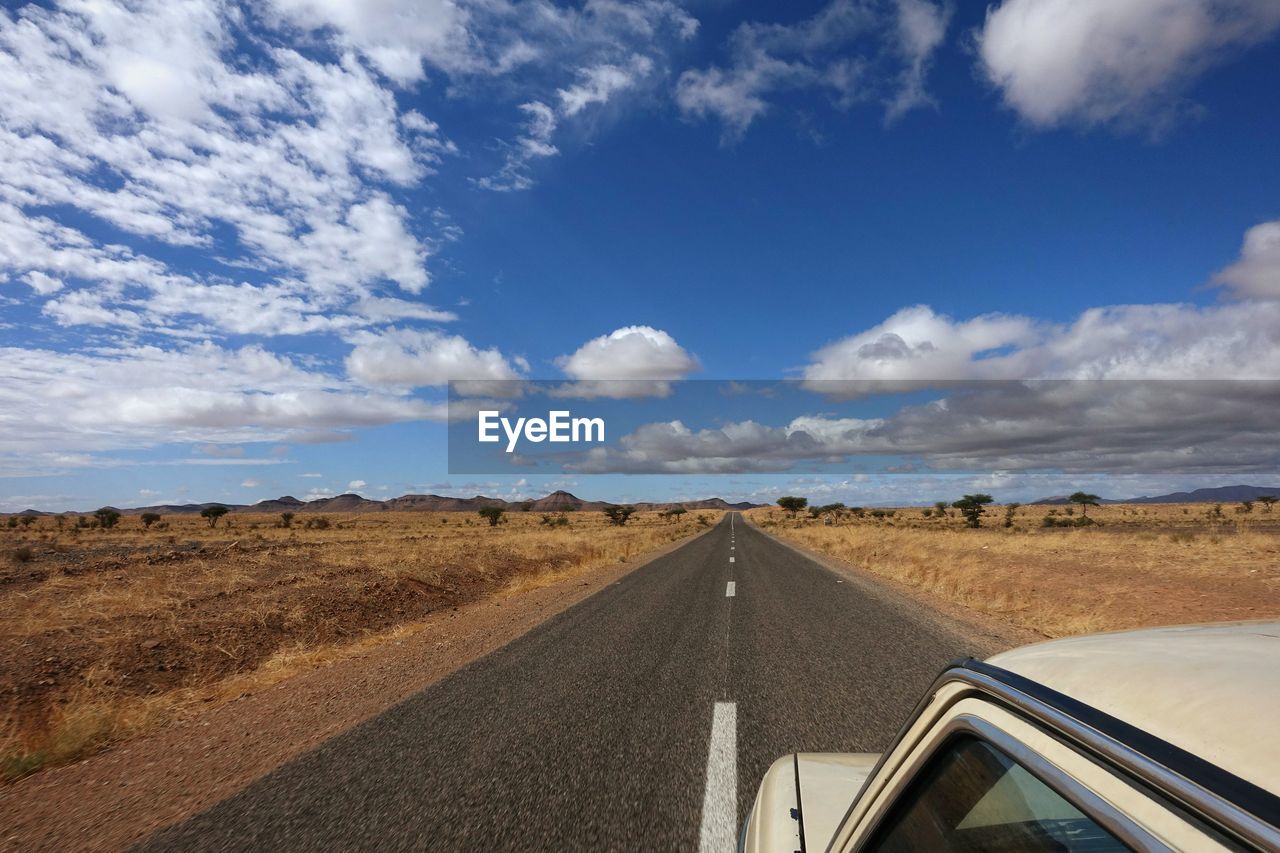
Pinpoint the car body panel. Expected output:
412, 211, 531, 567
988, 621, 1280, 799
742, 753, 878, 853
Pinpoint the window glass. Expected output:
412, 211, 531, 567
866, 736, 1129, 852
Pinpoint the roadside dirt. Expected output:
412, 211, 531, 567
0, 531, 701, 853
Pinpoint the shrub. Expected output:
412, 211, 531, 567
279, 512, 295, 528
93, 507, 121, 529
140, 512, 161, 529
603, 506, 636, 526
11, 546, 34, 563
200, 505, 229, 528
5, 517, 17, 529
540, 513, 569, 527
304, 516, 331, 530
18, 516, 35, 529
478, 506, 506, 526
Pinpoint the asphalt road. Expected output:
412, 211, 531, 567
139, 513, 1000, 852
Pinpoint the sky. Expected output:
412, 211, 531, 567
1, 0, 1279, 511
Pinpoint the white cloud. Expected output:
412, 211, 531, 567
557, 326, 700, 380
675, 0, 949, 140
1214, 220, 1280, 301
886, 0, 951, 122
241, 478, 261, 488
803, 301, 1280, 382
978, 0, 1280, 131
345, 327, 526, 387
0, 341, 447, 468
347, 479, 366, 491
558, 55, 654, 116
0, 1, 458, 341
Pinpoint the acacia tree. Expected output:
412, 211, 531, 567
662, 506, 687, 522
478, 506, 505, 526
951, 494, 994, 529
94, 507, 121, 529
200, 504, 228, 528
140, 512, 161, 529
776, 496, 808, 516
603, 505, 636, 526
1258, 496, 1277, 513
1068, 492, 1101, 518
934, 501, 949, 518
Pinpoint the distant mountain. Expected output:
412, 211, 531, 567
1125, 485, 1280, 504
29, 490, 765, 516
1033, 484, 1280, 505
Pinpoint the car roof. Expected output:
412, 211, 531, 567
987, 621, 1280, 798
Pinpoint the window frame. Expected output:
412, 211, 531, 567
850, 713, 1161, 852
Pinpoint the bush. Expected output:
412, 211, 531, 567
540, 513, 570, 527
279, 512, 295, 528
200, 505, 229, 528
140, 512, 161, 529
304, 516, 331, 530
10, 546, 34, 563
93, 507, 121, 529
478, 506, 506, 526
603, 506, 636, 526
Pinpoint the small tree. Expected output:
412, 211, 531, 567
1239, 501, 1254, 514
280, 511, 295, 528
200, 504, 229, 528
478, 506, 505, 526
18, 516, 35, 529
94, 507, 121, 529
603, 505, 635, 526
54, 515, 65, 530
140, 512, 161, 529
952, 494, 994, 529
1003, 502, 1021, 528
1259, 496, 1277, 513
1068, 492, 1100, 518
662, 506, 687, 521
776, 496, 808, 516
934, 501, 949, 518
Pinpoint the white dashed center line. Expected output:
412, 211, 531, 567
725, 581, 735, 597
697, 701, 738, 853
729, 556, 735, 563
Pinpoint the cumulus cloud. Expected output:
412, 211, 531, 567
978, 0, 1280, 131
1214, 220, 1280, 301
557, 325, 700, 380
675, 0, 949, 140
345, 327, 527, 387
802, 301, 1280, 383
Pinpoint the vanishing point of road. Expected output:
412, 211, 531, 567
139, 513, 1004, 851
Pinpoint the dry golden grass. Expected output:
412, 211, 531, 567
0, 509, 718, 780
751, 503, 1280, 638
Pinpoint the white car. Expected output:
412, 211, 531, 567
742, 622, 1280, 851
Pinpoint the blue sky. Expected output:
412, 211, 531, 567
2, 0, 1279, 511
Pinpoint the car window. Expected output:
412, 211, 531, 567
865, 735, 1129, 852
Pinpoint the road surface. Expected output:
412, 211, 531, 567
139, 513, 1002, 851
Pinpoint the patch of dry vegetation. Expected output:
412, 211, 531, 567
751, 503, 1280, 638
0, 509, 717, 781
